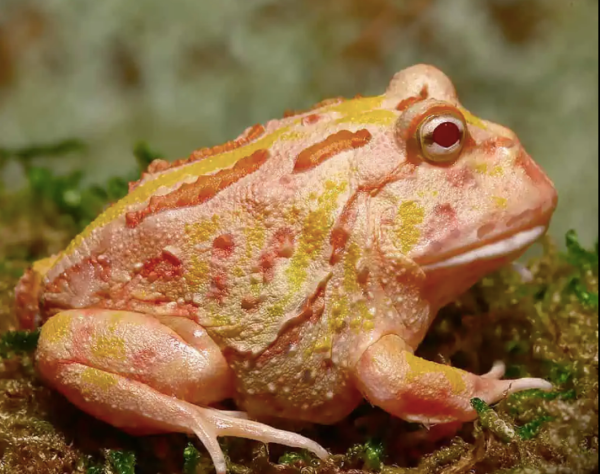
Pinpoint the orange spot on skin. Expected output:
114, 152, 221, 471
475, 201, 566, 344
396, 85, 428, 112
445, 166, 476, 188
396, 97, 421, 112
213, 234, 235, 258
293, 129, 372, 173
207, 272, 228, 303
241, 295, 261, 311
302, 114, 321, 125
139, 254, 183, 283
258, 228, 295, 283
126, 149, 269, 228
329, 193, 360, 265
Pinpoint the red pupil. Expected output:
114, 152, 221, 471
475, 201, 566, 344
432, 121, 461, 148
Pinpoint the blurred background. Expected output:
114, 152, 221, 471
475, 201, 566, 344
0, 0, 597, 246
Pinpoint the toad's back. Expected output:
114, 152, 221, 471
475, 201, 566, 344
28, 91, 411, 358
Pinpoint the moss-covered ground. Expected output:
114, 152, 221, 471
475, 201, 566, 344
0, 142, 597, 473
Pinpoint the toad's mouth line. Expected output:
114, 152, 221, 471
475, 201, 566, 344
419, 225, 547, 271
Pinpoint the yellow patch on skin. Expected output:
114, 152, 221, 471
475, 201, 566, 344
263, 295, 292, 327
201, 302, 230, 327
416, 190, 438, 198
324, 95, 384, 116
475, 163, 503, 177
403, 352, 467, 394
336, 109, 396, 126
80, 367, 118, 393
244, 225, 266, 258
395, 201, 425, 254
280, 131, 305, 141
363, 320, 375, 330
32, 255, 59, 279
330, 296, 349, 332
90, 315, 127, 361
90, 333, 127, 361
212, 314, 230, 326
459, 107, 487, 130
286, 180, 348, 292
107, 311, 126, 328
183, 216, 219, 291
490, 165, 503, 177
283, 206, 301, 223
314, 340, 331, 352
474, 163, 488, 174
63, 127, 292, 257
186, 256, 210, 290
351, 300, 373, 331
492, 196, 508, 209
43, 313, 72, 345
185, 215, 220, 244
232, 266, 244, 277
267, 301, 287, 319
343, 242, 361, 293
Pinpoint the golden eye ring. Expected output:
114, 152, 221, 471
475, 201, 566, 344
417, 112, 466, 163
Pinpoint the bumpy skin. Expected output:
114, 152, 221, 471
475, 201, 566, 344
15, 65, 557, 473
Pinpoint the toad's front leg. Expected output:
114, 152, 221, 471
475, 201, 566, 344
354, 334, 552, 425
36, 309, 328, 474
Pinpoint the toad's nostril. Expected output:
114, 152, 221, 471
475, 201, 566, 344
506, 209, 535, 229
477, 223, 496, 238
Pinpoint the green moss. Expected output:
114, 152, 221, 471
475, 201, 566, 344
183, 443, 202, 474
471, 398, 517, 443
565, 229, 598, 271
278, 449, 312, 466
107, 450, 136, 474
0, 330, 39, 358
345, 439, 385, 471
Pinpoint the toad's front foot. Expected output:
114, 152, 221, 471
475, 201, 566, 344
36, 309, 328, 474
354, 334, 552, 425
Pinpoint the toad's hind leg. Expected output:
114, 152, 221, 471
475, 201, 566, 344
36, 310, 328, 474
354, 334, 553, 425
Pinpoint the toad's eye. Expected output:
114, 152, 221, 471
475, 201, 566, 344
417, 113, 466, 163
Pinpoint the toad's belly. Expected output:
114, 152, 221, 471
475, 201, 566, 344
227, 346, 363, 424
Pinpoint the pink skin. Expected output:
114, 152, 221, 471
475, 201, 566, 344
16, 64, 557, 473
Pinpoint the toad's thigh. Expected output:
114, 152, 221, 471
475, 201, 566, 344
37, 309, 234, 405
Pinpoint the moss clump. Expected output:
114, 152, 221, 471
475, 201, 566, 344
0, 330, 39, 358
0, 140, 597, 473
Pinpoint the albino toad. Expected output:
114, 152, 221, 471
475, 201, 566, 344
15, 65, 557, 474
